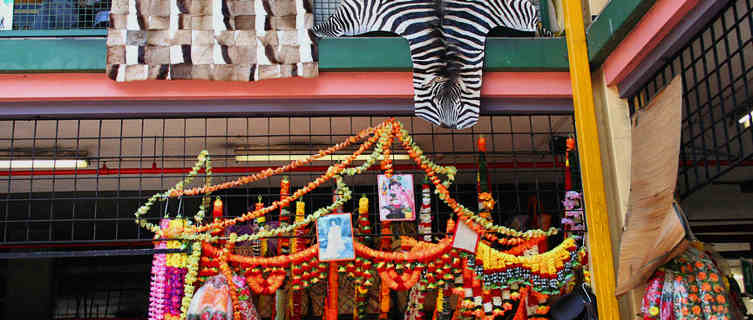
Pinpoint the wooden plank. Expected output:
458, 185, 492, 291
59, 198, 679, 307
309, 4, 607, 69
563, 0, 620, 317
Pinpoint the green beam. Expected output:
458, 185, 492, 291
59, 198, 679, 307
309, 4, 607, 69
484, 37, 568, 71
0, 36, 569, 72
319, 37, 569, 71
318, 37, 412, 70
0, 29, 107, 38
587, 0, 657, 67
0, 38, 105, 72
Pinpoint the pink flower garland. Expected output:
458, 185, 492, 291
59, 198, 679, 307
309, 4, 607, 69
149, 219, 170, 320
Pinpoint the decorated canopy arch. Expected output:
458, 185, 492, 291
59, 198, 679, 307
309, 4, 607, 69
138, 119, 587, 320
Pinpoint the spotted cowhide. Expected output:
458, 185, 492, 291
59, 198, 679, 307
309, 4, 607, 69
106, 0, 318, 81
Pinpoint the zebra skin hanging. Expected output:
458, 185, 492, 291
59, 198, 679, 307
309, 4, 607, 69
106, 0, 318, 81
313, 0, 551, 129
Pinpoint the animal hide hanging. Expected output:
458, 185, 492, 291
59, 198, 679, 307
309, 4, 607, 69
313, 0, 553, 129
106, 0, 319, 81
616, 76, 689, 296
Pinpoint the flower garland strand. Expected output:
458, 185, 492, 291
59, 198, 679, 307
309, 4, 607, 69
164, 218, 189, 320
148, 219, 169, 320
219, 240, 241, 320
392, 123, 557, 240
378, 219, 393, 320
419, 180, 432, 243
354, 195, 370, 320
138, 125, 385, 243
180, 240, 202, 320
289, 200, 306, 320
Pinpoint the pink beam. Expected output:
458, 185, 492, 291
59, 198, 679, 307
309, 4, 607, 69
603, 0, 701, 86
0, 72, 572, 102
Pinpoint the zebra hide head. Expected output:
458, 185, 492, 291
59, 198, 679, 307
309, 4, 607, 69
418, 76, 468, 129
314, 0, 549, 129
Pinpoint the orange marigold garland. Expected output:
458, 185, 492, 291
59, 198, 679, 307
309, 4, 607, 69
219, 241, 241, 320
289, 200, 305, 320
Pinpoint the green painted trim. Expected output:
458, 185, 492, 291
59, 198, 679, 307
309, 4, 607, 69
320, 37, 569, 71
0, 39, 105, 72
587, 0, 657, 67
484, 37, 568, 71
0, 29, 107, 38
0, 37, 569, 72
318, 38, 411, 70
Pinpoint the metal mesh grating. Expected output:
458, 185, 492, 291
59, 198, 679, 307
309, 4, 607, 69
314, 0, 339, 26
0, 114, 576, 246
4, 0, 546, 33
10, 0, 111, 30
626, 0, 753, 199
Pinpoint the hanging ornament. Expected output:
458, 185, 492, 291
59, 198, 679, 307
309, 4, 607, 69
354, 195, 371, 320
148, 219, 170, 320
213, 197, 224, 220
377, 219, 393, 320
289, 199, 305, 320
275, 177, 291, 320
419, 179, 433, 242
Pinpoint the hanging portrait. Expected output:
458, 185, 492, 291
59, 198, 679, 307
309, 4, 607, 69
317, 213, 355, 262
378, 174, 416, 221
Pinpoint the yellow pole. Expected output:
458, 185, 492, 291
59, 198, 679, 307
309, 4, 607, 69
562, 0, 619, 319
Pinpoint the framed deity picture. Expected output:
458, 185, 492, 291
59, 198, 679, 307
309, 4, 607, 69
317, 213, 355, 262
0, 0, 13, 30
378, 174, 416, 221
452, 219, 480, 253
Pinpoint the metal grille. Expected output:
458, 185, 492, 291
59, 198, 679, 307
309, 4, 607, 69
627, 0, 753, 199
10, 0, 111, 30
4, 0, 546, 33
314, 0, 339, 26
0, 114, 575, 246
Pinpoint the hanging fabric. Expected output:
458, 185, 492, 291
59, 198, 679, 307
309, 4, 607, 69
106, 0, 318, 81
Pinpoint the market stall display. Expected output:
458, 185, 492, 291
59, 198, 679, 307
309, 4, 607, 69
136, 119, 587, 320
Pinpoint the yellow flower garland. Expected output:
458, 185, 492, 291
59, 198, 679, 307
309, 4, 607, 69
476, 237, 577, 276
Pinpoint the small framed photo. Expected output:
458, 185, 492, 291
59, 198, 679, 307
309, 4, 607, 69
0, 0, 13, 30
378, 174, 416, 221
452, 220, 480, 253
317, 213, 355, 262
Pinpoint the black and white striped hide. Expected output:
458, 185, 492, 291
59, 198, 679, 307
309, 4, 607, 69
314, 0, 550, 130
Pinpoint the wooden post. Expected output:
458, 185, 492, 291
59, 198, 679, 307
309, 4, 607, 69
562, 0, 619, 318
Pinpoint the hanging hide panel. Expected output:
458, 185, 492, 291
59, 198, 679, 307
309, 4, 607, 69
106, 0, 318, 82
616, 76, 688, 296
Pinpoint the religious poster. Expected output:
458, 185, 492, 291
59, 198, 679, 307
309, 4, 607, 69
378, 174, 416, 221
317, 213, 355, 262
452, 219, 479, 253
0, 0, 13, 30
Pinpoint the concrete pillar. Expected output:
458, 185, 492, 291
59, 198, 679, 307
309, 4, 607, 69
591, 68, 642, 320
4, 259, 53, 318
